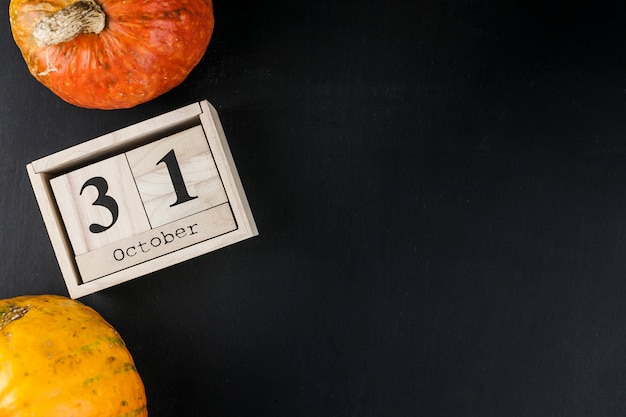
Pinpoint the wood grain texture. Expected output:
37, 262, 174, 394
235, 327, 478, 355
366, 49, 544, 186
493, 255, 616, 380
50, 154, 151, 255
126, 124, 228, 228
76, 203, 236, 282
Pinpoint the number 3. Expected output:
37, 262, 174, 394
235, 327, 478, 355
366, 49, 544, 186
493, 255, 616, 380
80, 176, 119, 234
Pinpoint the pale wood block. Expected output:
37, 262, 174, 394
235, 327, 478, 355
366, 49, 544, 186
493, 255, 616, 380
76, 203, 236, 282
125, 124, 228, 228
73, 223, 254, 298
50, 155, 151, 255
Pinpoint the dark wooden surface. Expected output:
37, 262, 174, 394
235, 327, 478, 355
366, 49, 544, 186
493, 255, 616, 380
3, 1, 626, 416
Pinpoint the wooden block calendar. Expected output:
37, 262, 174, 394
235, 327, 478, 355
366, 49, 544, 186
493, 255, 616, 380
27, 101, 258, 298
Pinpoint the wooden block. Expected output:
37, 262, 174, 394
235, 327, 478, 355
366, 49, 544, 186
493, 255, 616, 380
125, 124, 228, 228
27, 101, 258, 298
76, 204, 236, 282
50, 155, 151, 255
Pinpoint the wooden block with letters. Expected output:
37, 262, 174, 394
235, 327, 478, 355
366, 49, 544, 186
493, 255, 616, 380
27, 101, 258, 298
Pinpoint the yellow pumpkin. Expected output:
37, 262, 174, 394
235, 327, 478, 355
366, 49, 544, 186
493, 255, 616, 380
0, 294, 147, 417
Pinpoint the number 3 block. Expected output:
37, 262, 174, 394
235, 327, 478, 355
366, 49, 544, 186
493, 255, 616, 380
27, 101, 258, 298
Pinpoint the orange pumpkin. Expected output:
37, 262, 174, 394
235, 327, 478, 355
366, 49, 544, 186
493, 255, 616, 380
9, 0, 214, 109
0, 294, 147, 417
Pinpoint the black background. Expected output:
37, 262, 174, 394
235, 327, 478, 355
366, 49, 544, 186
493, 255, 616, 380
3, 0, 626, 416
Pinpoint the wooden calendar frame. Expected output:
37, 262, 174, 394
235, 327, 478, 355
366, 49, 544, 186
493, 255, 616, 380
27, 101, 258, 299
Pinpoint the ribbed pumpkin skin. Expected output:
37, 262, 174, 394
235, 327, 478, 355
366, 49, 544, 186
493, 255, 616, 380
9, 0, 214, 110
0, 294, 147, 417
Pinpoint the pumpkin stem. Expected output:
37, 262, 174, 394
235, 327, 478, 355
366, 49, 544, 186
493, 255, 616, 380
0, 305, 29, 331
33, 0, 105, 47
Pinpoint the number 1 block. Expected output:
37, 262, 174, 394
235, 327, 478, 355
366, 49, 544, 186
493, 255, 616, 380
27, 101, 258, 298
126, 124, 228, 227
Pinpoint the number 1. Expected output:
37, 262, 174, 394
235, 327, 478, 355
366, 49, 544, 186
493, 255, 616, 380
157, 149, 198, 207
